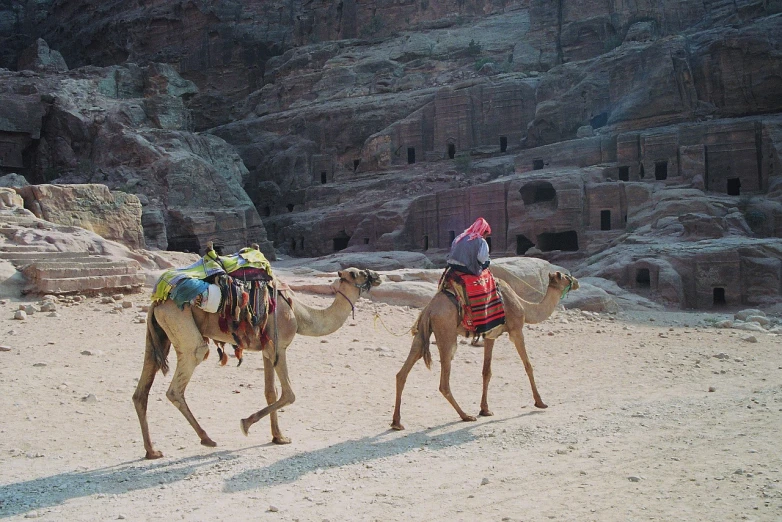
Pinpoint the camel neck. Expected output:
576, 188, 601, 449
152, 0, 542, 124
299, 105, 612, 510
522, 284, 562, 324
294, 284, 361, 336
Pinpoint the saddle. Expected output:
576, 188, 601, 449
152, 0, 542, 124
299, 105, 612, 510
439, 267, 506, 337
152, 243, 276, 366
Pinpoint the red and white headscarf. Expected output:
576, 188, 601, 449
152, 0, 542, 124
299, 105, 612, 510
454, 217, 491, 244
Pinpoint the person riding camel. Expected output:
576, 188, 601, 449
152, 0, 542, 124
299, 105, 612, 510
446, 217, 492, 276
440, 218, 504, 346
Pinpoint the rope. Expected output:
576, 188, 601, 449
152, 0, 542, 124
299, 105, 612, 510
372, 311, 415, 337
516, 276, 546, 296
272, 280, 279, 367
336, 290, 355, 319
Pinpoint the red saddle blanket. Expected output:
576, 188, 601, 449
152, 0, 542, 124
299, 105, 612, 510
445, 270, 506, 334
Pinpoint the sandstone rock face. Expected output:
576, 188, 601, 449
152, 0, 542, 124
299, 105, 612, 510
15, 184, 144, 249
1, 2, 781, 309
17, 38, 68, 73
0, 65, 273, 258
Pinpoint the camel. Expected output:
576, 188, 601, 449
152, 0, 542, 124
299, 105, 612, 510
132, 267, 381, 459
391, 270, 578, 430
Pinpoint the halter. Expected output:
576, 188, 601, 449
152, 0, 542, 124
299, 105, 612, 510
337, 269, 378, 318
560, 274, 574, 300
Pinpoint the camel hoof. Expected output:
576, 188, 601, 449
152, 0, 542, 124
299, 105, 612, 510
240, 418, 251, 436
390, 422, 405, 431
201, 437, 217, 448
535, 401, 548, 409
145, 450, 164, 460
272, 436, 292, 445
479, 409, 494, 417
461, 415, 477, 422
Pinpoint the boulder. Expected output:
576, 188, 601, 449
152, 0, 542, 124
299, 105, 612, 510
0, 188, 24, 210
0, 174, 30, 188
294, 251, 434, 272
562, 282, 619, 313
15, 184, 144, 249
17, 39, 68, 73
490, 257, 556, 301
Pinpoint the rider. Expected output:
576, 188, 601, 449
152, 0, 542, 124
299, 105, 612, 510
446, 217, 492, 276
445, 217, 493, 346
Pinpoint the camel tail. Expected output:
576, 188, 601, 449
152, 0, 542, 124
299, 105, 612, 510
146, 302, 172, 375
412, 307, 433, 370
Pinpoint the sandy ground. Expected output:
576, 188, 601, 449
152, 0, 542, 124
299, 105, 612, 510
1, 271, 781, 522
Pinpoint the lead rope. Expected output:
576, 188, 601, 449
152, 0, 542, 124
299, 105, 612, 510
366, 293, 414, 337
272, 280, 279, 367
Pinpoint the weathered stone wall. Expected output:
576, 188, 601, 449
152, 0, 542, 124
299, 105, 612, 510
15, 184, 145, 249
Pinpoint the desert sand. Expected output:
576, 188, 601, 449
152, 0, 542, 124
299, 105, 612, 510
1, 266, 781, 521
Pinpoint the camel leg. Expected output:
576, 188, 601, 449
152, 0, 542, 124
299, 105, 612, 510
479, 338, 496, 416
437, 339, 477, 423
509, 328, 547, 409
165, 340, 217, 447
132, 348, 163, 459
391, 336, 425, 431
241, 348, 296, 436
261, 352, 291, 444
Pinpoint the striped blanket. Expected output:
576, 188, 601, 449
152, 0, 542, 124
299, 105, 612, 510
151, 247, 272, 304
443, 269, 505, 335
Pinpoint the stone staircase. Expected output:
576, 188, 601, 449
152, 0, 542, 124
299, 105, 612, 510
0, 216, 146, 295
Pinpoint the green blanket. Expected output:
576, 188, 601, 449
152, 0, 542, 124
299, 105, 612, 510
152, 247, 272, 303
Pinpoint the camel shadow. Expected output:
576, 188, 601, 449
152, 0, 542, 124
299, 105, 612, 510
0, 450, 244, 518
224, 415, 521, 493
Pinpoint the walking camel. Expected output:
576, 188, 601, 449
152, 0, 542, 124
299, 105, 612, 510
133, 267, 381, 459
391, 271, 577, 430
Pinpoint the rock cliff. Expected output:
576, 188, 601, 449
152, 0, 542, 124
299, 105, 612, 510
1, 0, 781, 308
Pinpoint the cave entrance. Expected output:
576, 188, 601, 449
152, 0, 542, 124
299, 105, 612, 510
448, 230, 456, 244
320, 171, 327, 184
519, 181, 556, 205
618, 166, 629, 181
167, 237, 200, 254
533, 159, 544, 170
600, 210, 611, 231
727, 178, 741, 196
500, 136, 507, 152
448, 143, 456, 159
713, 287, 726, 306
516, 235, 534, 255
407, 147, 416, 164
655, 161, 668, 180
636, 268, 650, 288
537, 231, 579, 252
423, 234, 429, 251
332, 231, 350, 252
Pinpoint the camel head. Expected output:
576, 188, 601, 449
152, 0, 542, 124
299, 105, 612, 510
548, 271, 579, 299
337, 267, 382, 294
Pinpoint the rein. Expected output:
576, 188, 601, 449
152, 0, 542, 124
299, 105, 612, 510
336, 289, 356, 319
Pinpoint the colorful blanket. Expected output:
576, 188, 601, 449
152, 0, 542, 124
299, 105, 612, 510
443, 269, 506, 335
151, 247, 272, 304
151, 246, 275, 363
